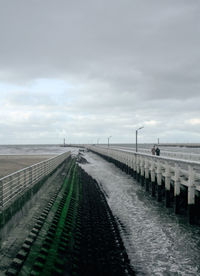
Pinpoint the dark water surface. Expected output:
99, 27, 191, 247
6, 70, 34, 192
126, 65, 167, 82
80, 151, 200, 276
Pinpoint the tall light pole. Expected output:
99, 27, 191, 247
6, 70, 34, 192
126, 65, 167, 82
136, 127, 144, 152
108, 136, 112, 147
97, 138, 100, 145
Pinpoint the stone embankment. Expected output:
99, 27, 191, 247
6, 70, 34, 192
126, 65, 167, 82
3, 157, 134, 276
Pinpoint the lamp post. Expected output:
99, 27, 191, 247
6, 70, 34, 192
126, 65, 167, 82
108, 136, 112, 147
136, 127, 144, 152
97, 138, 100, 145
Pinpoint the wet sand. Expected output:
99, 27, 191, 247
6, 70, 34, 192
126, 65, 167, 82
0, 155, 55, 178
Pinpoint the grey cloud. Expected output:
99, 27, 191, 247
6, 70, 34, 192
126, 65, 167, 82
0, 1, 199, 82
0, 0, 200, 143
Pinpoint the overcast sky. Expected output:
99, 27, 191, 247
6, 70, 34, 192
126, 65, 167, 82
0, 0, 200, 144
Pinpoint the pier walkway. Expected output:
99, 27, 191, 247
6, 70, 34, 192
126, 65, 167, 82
87, 145, 200, 225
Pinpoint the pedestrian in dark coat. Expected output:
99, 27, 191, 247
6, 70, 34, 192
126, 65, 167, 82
156, 147, 160, 156
151, 145, 156, 155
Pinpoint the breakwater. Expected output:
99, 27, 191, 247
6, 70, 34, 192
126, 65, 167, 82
0, 152, 71, 238
4, 158, 134, 276
87, 145, 200, 225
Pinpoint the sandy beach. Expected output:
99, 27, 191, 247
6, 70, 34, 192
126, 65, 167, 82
0, 155, 55, 179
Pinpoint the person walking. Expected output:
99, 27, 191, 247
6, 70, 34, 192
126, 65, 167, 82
151, 145, 156, 155
156, 146, 160, 156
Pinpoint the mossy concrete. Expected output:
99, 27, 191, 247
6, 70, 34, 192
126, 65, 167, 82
0, 157, 70, 245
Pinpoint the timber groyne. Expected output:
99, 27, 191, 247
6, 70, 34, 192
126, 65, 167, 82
87, 145, 200, 225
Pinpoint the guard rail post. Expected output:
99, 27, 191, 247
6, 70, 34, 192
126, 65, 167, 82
131, 155, 135, 176
157, 164, 162, 202
144, 160, 149, 192
122, 154, 126, 172
140, 158, 145, 186
128, 155, 131, 175
125, 155, 129, 174
136, 156, 140, 182
9, 175, 13, 203
188, 165, 196, 224
174, 164, 181, 214
117, 153, 121, 169
133, 156, 137, 179
150, 162, 156, 197
129, 154, 132, 175
165, 164, 171, 208
29, 167, 32, 187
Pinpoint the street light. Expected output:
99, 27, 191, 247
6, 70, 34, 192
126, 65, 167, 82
108, 136, 112, 147
136, 127, 144, 152
97, 138, 100, 145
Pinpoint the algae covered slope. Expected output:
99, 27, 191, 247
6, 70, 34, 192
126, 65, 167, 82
6, 159, 134, 276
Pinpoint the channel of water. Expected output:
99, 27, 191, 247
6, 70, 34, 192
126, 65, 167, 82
80, 151, 200, 276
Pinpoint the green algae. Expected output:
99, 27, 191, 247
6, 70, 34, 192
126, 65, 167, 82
19, 159, 81, 276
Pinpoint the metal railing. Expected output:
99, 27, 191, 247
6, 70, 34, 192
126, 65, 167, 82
108, 146, 200, 162
87, 146, 200, 193
0, 151, 70, 210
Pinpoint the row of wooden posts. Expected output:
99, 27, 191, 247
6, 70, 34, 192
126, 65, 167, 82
87, 146, 200, 225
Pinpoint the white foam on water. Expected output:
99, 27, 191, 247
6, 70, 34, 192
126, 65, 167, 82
80, 151, 200, 276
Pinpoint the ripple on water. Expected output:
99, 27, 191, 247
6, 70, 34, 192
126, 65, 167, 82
81, 152, 200, 275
